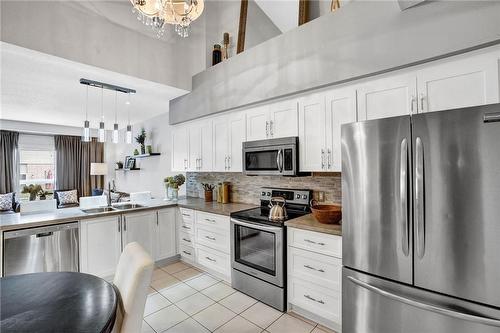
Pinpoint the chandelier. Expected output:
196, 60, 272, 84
131, 0, 204, 38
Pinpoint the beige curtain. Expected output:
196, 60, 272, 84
55, 136, 104, 197
0, 130, 19, 193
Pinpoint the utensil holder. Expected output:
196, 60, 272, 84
204, 190, 213, 202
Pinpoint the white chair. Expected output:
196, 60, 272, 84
129, 191, 152, 205
20, 199, 57, 214
79, 195, 107, 209
112, 242, 154, 333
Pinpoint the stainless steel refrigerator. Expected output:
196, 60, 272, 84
341, 104, 500, 333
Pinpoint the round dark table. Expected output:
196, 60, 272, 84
0, 272, 117, 333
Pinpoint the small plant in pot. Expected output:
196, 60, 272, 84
21, 184, 42, 201
135, 128, 147, 155
164, 174, 185, 201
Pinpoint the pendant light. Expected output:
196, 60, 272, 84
82, 86, 91, 142
125, 92, 133, 144
98, 87, 106, 143
112, 91, 119, 144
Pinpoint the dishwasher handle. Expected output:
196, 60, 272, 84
3, 222, 79, 239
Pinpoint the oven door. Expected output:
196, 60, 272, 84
243, 144, 297, 176
230, 218, 284, 287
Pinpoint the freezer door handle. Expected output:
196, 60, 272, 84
347, 276, 500, 327
415, 137, 425, 259
400, 138, 409, 256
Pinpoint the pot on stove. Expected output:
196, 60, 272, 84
268, 197, 288, 221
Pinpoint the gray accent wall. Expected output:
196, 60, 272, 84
170, 0, 500, 124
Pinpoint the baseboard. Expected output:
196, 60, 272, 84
288, 304, 342, 332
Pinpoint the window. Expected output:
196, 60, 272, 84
18, 134, 56, 201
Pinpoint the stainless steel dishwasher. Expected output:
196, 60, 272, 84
3, 222, 79, 276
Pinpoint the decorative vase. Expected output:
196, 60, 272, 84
141, 144, 146, 155
164, 184, 170, 201
170, 188, 179, 201
29, 193, 37, 201
133, 149, 139, 155
147, 145, 153, 154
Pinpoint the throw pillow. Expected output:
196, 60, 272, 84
58, 190, 78, 205
0, 193, 14, 211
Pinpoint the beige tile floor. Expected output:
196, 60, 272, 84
143, 261, 337, 333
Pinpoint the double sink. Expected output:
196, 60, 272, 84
80, 203, 144, 214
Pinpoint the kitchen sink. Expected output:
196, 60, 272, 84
112, 203, 144, 210
81, 207, 116, 214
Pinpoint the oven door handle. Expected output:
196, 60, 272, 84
231, 218, 283, 232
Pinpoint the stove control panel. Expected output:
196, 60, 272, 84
260, 187, 312, 206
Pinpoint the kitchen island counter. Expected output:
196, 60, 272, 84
285, 213, 342, 236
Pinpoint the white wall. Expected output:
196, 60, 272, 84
110, 112, 185, 199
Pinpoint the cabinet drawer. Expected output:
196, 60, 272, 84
179, 244, 195, 262
179, 208, 194, 222
196, 245, 230, 277
196, 226, 230, 254
179, 231, 195, 248
288, 228, 342, 258
288, 246, 341, 291
178, 219, 194, 235
196, 211, 229, 232
289, 276, 341, 324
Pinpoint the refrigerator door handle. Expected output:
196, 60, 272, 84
347, 276, 500, 327
415, 137, 425, 259
400, 138, 409, 256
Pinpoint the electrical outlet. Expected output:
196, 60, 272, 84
318, 191, 325, 202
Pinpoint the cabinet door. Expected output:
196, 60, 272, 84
200, 120, 213, 171
122, 211, 156, 258
417, 51, 499, 113
269, 99, 299, 138
299, 93, 327, 171
156, 209, 176, 260
326, 87, 357, 172
212, 116, 228, 172
188, 123, 201, 171
171, 125, 189, 171
357, 73, 417, 121
80, 216, 121, 278
246, 106, 269, 141
228, 112, 246, 172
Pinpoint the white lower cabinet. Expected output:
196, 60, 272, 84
287, 227, 342, 331
156, 208, 177, 260
122, 211, 156, 257
177, 208, 196, 263
80, 216, 122, 278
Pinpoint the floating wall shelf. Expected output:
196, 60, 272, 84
132, 153, 161, 159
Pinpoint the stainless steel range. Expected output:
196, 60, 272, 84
230, 187, 311, 311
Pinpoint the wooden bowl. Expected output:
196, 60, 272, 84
310, 202, 342, 224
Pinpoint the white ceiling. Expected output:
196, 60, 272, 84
0, 42, 188, 129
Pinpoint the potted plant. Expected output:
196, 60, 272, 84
164, 174, 185, 201
116, 161, 123, 170
135, 128, 147, 155
21, 184, 42, 201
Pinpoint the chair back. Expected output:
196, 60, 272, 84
20, 199, 57, 214
113, 242, 153, 333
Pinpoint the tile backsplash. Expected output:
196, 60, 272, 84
186, 172, 341, 205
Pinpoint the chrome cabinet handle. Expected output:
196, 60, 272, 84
199, 158, 202, 170
224, 156, 228, 170
205, 218, 216, 223
227, 156, 231, 170
182, 225, 191, 230
304, 294, 325, 304
348, 276, 500, 327
304, 264, 325, 273
123, 217, 127, 231
266, 121, 269, 137
270, 120, 274, 136
410, 95, 416, 113
182, 250, 192, 255
415, 137, 425, 259
182, 213, 191, 217
327, 149, 331, 169
156, 211, 159, 226
182, 238, 191, 243
304, 239, 325, 246
205, 235, 216, 241
420, 93, 425, 112
400, 138, 409, 256
184, 159, 188, 170
118, 218, 121, 232
321, 149, 325, 170
205, 256, 216, 262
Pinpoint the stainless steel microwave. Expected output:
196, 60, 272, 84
242, 137, 299, 176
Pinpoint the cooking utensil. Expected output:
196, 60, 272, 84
268, 197, 288, 221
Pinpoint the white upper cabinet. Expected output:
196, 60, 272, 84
171, 125, 189, 171
416, 51, 499, 113
326, 87, 357, 172
188, 120, 213, 171
357, 73, 417, 121
228, 112, 246, 172
188, 123, 201, 171
299, 92, 327, 172
212, 115, 229, 172
156, 208, 177, 261
122, 211, 156, 258
246, 99, 298, 141
246, 106, 269, 141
